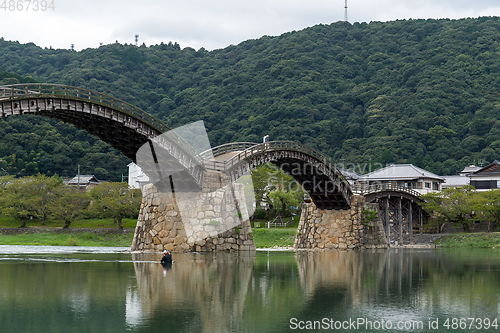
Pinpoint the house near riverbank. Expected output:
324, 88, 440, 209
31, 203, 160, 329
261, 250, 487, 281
469, 160, 500, 191
65, 175, 102, 190
356, 164, 444, 195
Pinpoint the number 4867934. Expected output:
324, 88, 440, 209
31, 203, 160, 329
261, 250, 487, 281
1, 0, 55, 11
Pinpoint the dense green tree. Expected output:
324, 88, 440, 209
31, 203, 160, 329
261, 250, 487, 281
470, 189, 500, 232
29, 174, 64, 225
49, 187, 90, 229
268, 189, 301, 221
420, 186, 476, 232
0, 176, 46, 227
88, 182, 141, 229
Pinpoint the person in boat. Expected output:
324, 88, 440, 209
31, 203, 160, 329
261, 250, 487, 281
161, 251, 173, 264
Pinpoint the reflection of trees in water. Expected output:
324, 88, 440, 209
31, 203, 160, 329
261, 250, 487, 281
0, 260, 136, 332
295, 250, 388, 312
417, 249, 500, 319
294, 249, 500, 321
242, 252, 306, 332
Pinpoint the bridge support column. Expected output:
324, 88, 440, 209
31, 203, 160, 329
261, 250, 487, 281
131, 172, 255, 252
294, 195, 388, 250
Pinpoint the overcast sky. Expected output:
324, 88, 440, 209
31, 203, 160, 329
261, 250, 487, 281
1, 0, 500, 51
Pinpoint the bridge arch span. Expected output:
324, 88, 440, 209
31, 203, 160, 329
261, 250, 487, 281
204, 141, 352, 210
353, 184, 424, 245
0, 84, 169, 161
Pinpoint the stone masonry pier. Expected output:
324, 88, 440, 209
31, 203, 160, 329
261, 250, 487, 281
294, 195, 388, 250
131, 171, 255, 252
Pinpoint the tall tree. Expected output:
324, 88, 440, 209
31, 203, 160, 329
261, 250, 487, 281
420, 185, 476, 232
0, 176, 41, 227
31, 174, 64, 225
50, 187, 90, 229
88, 182, 141, 229
470, 189, 500, 232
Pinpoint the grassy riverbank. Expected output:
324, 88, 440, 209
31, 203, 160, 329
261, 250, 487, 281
436, 232, 500, 248
252, 228, 297, 248
0, 231, 134, 247
0, 228, 295, 248
0, 217, 299, 248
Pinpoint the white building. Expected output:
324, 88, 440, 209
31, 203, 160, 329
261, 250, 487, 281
441, 165, 480, 190
441, 175, 469, 190
127, 162, 150, 189
357, 164, 444, 195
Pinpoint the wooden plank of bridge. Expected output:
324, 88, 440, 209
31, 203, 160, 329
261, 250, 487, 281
384, 197, 390, 244
419, 207, 423, 234
408, 201, 413, 242
397, 197, 402, 244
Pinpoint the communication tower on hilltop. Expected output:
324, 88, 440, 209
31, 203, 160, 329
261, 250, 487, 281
344, 0, 348, 22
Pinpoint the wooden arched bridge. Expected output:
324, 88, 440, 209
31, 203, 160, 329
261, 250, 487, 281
0, 84, 424, 247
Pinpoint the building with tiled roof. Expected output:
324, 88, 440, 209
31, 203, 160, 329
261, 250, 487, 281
66, 175, 102, 190
358, 164, 444, 195
469, 160, 500, 191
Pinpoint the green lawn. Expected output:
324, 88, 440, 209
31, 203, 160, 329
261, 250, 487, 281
0, 216, 300, 248
0, 232, 134, 247
436, 232, 500, 248
0, 216, 136, 247
252, 228, 297, 248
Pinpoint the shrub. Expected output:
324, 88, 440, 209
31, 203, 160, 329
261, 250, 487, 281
254, 208, 268, 219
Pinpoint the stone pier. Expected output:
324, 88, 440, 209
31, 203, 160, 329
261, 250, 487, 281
131, 171, 255, 252
294, 194, 388, 250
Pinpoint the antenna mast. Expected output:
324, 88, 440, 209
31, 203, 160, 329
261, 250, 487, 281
344, 0, 348, 22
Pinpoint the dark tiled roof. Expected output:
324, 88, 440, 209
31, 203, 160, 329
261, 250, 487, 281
472, 161, 500, 175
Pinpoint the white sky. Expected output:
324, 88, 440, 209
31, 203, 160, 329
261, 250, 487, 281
1, 0, 500, 51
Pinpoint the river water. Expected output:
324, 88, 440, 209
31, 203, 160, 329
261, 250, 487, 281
0, 246, 499, 333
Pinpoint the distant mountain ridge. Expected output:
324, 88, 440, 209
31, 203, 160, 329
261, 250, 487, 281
1, 17, 500, 178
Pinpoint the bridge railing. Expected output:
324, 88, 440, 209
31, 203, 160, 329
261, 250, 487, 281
351, 183, 421, 197
200, 142, 258, 159
204, 141, 350, 185
0, 83, 171, 134
223, 141, 339, 173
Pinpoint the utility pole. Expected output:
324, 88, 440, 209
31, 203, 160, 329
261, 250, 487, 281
344, 0, 348, 22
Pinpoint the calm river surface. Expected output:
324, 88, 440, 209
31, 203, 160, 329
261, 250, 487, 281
0, 246, 499, 332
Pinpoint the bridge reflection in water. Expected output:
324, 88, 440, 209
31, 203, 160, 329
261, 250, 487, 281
127, 250, 500, 332
0, 249, 499, 332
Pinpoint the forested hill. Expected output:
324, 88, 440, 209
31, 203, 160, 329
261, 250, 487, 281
2, 17, 500, 179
